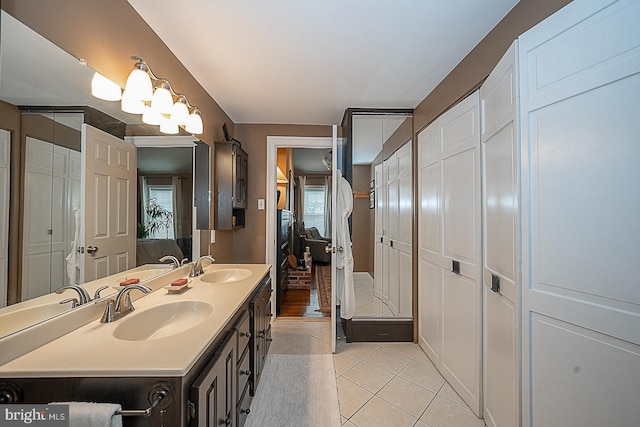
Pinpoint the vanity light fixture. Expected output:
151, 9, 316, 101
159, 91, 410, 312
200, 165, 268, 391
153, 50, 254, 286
92, 56, 204, 134
91, 72, 122, 101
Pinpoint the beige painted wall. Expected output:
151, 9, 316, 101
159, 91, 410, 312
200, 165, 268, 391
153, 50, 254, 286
352, 165, 372, 272
228, 124, 333, 264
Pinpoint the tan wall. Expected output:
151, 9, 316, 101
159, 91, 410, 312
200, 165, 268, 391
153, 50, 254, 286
352, 165, 372, 272
230, 124, 333, 264
413, 0, 572, 133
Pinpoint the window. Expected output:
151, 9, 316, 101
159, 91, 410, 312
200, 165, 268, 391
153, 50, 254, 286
304, 185, 326, 236
146, 185, 175, 239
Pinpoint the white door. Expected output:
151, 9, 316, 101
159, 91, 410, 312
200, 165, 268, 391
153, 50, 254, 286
418, 92, 482, 415
374, 163, 383, 300
330, 125, 340, 353
481, 41, 519, 427
81, 124, 136, 282
519, 1, 640, 426
0, 129, 9, 306
439, 92, 482, 415
22, 138, 55, 300
418, 119, 442, 365
397, 141, 413, 317
387, 152, 399, 315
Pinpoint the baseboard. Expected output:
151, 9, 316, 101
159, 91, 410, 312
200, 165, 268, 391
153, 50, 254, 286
343, 318, 413, 342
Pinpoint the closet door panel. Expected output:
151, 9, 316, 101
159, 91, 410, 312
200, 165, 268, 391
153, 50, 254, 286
442, 149, 478, 264
419, 163, 439, 258
398, 249, 412, 317
374, 241, 383, 299
418, 257, 440, 362
388, 246, 399, 315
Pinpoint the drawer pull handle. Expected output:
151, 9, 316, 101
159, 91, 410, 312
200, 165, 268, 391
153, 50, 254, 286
240, 369, 251, 376
243, 331, 251, 338
219, 417, 231, 426
240, 408, 251, 415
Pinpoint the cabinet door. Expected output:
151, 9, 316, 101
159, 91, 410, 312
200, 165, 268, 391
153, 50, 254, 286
439, 92, 481, 415
191, 331, 236, 427
481, 42, 519, 427
519, 1, 640, 425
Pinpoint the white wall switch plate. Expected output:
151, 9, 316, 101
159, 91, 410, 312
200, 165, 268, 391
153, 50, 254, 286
210, 230, 215, 243
258, 198, 265, 210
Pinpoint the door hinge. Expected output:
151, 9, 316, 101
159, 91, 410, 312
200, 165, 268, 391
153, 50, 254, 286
186, 400, 196, 422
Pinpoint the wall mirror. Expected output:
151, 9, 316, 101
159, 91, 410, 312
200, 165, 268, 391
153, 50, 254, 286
0, 10, 202, 338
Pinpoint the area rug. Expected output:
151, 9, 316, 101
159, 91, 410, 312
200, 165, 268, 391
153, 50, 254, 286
315, 264, 332, 313
244, 354, 341, 427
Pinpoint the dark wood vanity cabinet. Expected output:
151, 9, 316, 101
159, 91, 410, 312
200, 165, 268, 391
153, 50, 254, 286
0, 273, 272, 427
190, 330, 237, 427
214, 142, 248, 230
249, 278, 272, 396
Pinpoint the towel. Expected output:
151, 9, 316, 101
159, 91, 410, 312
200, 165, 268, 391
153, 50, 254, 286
50, 402, 122, 427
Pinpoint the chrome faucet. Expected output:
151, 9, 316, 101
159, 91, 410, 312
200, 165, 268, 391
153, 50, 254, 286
100, 284, 152, 323
190, 255, 215, 277
55, 285, 91, 305
159, 255, 180, 269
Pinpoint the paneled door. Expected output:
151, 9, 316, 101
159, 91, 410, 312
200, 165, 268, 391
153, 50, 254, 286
81, 124, 136, 282
418, 91, 482, 416
374, 163, 384, 300
481, 41, 519, 427
519, 1, 640, 426
0, 129, 9, 307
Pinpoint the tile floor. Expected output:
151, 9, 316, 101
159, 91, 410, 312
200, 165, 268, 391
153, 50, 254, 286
270, 318, 486, 427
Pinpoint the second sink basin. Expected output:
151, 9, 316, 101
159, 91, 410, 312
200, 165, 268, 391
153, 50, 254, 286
112, 300, 212, 341
200, 268, 252, 283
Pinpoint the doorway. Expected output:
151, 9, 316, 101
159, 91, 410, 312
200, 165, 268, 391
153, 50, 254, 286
276, 147, 332, 318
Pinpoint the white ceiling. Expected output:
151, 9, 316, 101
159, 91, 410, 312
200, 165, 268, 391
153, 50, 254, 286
127, 0, 520, 125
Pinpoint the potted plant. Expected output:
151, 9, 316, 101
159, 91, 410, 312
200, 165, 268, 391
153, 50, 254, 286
145, 197, 173, 238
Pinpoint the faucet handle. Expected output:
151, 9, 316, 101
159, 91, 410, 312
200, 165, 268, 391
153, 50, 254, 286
94, 285, 109, 301
100, 299, 115, 323
59, 298, 79, 308
180, 258, 189, 266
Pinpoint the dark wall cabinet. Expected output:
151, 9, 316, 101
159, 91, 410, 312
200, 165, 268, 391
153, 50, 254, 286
214, 142, 248, 230
276, 210, 291, 315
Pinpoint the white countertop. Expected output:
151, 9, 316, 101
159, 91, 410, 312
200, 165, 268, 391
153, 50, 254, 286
0, 263, 270, 378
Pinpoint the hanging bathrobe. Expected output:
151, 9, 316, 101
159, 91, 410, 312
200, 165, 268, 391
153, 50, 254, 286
336, 170, 355, 319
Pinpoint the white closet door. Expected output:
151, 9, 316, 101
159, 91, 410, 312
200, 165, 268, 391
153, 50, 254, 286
22, 138, 54, 300
439, 92, 482, 415
374, 163, 384, 299
381, 159, 390, 304
0, 129, 9, 307
418, 119, 442, 365
481, 41, 519, 427
397, 141, 413, 317
50, 145, 70, 289
520, 1, 640, 426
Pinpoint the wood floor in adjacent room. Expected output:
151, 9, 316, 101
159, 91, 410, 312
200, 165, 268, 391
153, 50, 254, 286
279, 265, 330, 318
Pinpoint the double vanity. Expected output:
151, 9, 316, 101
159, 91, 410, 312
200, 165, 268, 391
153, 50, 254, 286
0, 262, 272, 427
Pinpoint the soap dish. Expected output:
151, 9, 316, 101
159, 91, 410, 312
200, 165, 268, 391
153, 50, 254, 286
165, 280, 191, 294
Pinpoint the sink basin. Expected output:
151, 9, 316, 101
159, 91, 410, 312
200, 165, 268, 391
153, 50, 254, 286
112, 301, 212, 341
0, 302, 72, 337
200, 268, 252, 283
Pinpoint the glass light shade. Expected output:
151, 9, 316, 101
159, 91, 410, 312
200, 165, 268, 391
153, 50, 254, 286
124, 68, 152, 101
121, 89, 146, 114
151, 86, 173, 115
160, 116, 179, 134
91, 72, 121, 101
185, 111, 203, 134
170, 98, 190, 125
141, 105, 163, 125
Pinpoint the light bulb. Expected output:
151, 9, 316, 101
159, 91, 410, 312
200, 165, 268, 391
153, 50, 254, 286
185, 110, 203, 134
91, 72, 121, 101
151, 81, 173, 115
160, 116, 179, 134
121, 89, 145, 114
124, 66, 152, 101
170, 97, 190, 125
142, 105, 163, 125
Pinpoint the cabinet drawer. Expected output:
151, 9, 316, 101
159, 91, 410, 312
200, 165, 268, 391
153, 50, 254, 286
237, 384, 253, 427
235, 311, 251, 359
237, 347, 251, 402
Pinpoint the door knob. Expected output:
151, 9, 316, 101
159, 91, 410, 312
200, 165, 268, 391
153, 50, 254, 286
86, 246, 99, 255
